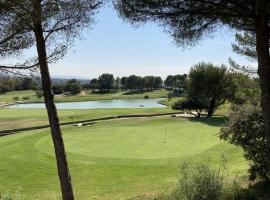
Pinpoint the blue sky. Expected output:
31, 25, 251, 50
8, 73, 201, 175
48, 5, 254, 79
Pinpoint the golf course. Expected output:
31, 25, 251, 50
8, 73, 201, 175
0, 104, 248, 199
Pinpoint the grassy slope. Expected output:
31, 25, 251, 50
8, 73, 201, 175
0, 116, 248, 199
0, 89, 168, 103
0, 108, 177, 131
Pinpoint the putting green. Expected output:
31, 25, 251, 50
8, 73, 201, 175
0, 116, 248, 199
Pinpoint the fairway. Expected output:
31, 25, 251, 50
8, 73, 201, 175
0, 116, 248, 199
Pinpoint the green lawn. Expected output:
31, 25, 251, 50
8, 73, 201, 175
0, 107, 177, 131
0, 89, 168, 104
0, 116, 248, 199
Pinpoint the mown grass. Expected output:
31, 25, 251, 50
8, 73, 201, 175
0, 89, 168, 103
0, 107, 178, 131
0, 116, 248, 199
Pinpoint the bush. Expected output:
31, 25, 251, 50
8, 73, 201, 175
128, 159, 258, 200
52, 84, 64, 95
175, 160, 224, 200
64, 80, 81, 95
222, 182, 257, 200
22, 96, 30, 100
12, 96, 19, 101
219, 105, 268, 181
35, 89, 43, 98
144, 95, 149, 99
172, 99, 205, 117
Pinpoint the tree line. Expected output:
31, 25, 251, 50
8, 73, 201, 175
0, 76, 37, 94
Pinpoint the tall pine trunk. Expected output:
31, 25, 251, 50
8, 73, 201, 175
256, 2, 270, 179
31, 0, 75, 199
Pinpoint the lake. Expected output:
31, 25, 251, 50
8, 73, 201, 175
8, 98, 167, 109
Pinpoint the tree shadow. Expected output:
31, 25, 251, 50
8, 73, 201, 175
186, 115, 228, 127
248, 181, 270, 199
123, 90, 153, 95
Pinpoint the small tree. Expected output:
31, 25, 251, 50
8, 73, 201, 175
220, 105, 268, 181
98, 73, 115, 92
188, 63, 232, 117
64, 79, 82, 95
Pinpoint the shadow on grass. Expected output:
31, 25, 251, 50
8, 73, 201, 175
248, 181, 270, 199
123, 90, 153, 95
187, 115, 228, 127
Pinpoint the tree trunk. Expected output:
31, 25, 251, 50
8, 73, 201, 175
207, 98, 215, 117
256, 2, 270, 180
31, 0, 75, 199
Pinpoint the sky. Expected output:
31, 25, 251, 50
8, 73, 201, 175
3, 4, 256, 79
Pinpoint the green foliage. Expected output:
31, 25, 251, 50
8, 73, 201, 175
144, 95, 149, 99
35, 89, 43, 98
188, 62, 232, 117
52, 84, 64, 95
220, 105, 268, 181
22, 96, 29, 100
228, 73, 260, 105
128, 160, 257, 200
164, 74, 187, 92
121, 75, 163, 91
98, 73, 115, 92
12, 96, 19, 101
232, 32, 257, 60
172, 98, 205, 117
176, 160, 224, 200
89, 78, 100, 90
20, 78, 36, 90
222, 182, 257, 200
64, 79, 82, 95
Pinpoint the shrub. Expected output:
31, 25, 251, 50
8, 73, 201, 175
219, 105, 268, 181
222, 182, 257, 200
64, 80, 81, 95
22, 96, 30, 100
176, 160, 224, 200
12, 96, 19, 101
52, 84, 64, 95
172, 99, 205, 117
144, 95, 149, 99
35, 89, 43, 98
127, 159, 258, 200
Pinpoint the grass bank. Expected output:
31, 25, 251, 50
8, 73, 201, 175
0, 89, 168, 104
0, 116, 248, 199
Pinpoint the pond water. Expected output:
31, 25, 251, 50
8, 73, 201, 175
8, 98, 167, 109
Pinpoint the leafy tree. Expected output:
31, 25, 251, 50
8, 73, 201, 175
188, 63, 232, 117
228, 73, 260, 105
0, 1, 102, 199
165, 74, 187, 91
126, 75, 141, 90
52, 84, 64, 95
64, 79, 82, 95
114, 0, 270, 176
220, 105, 268, 181
154, 76, 163, 89
89, 78, 100, 91
98, 73, 115, 92
21, 77, 37, 90
120, 76, 128, 90
114, 77, 121, 91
